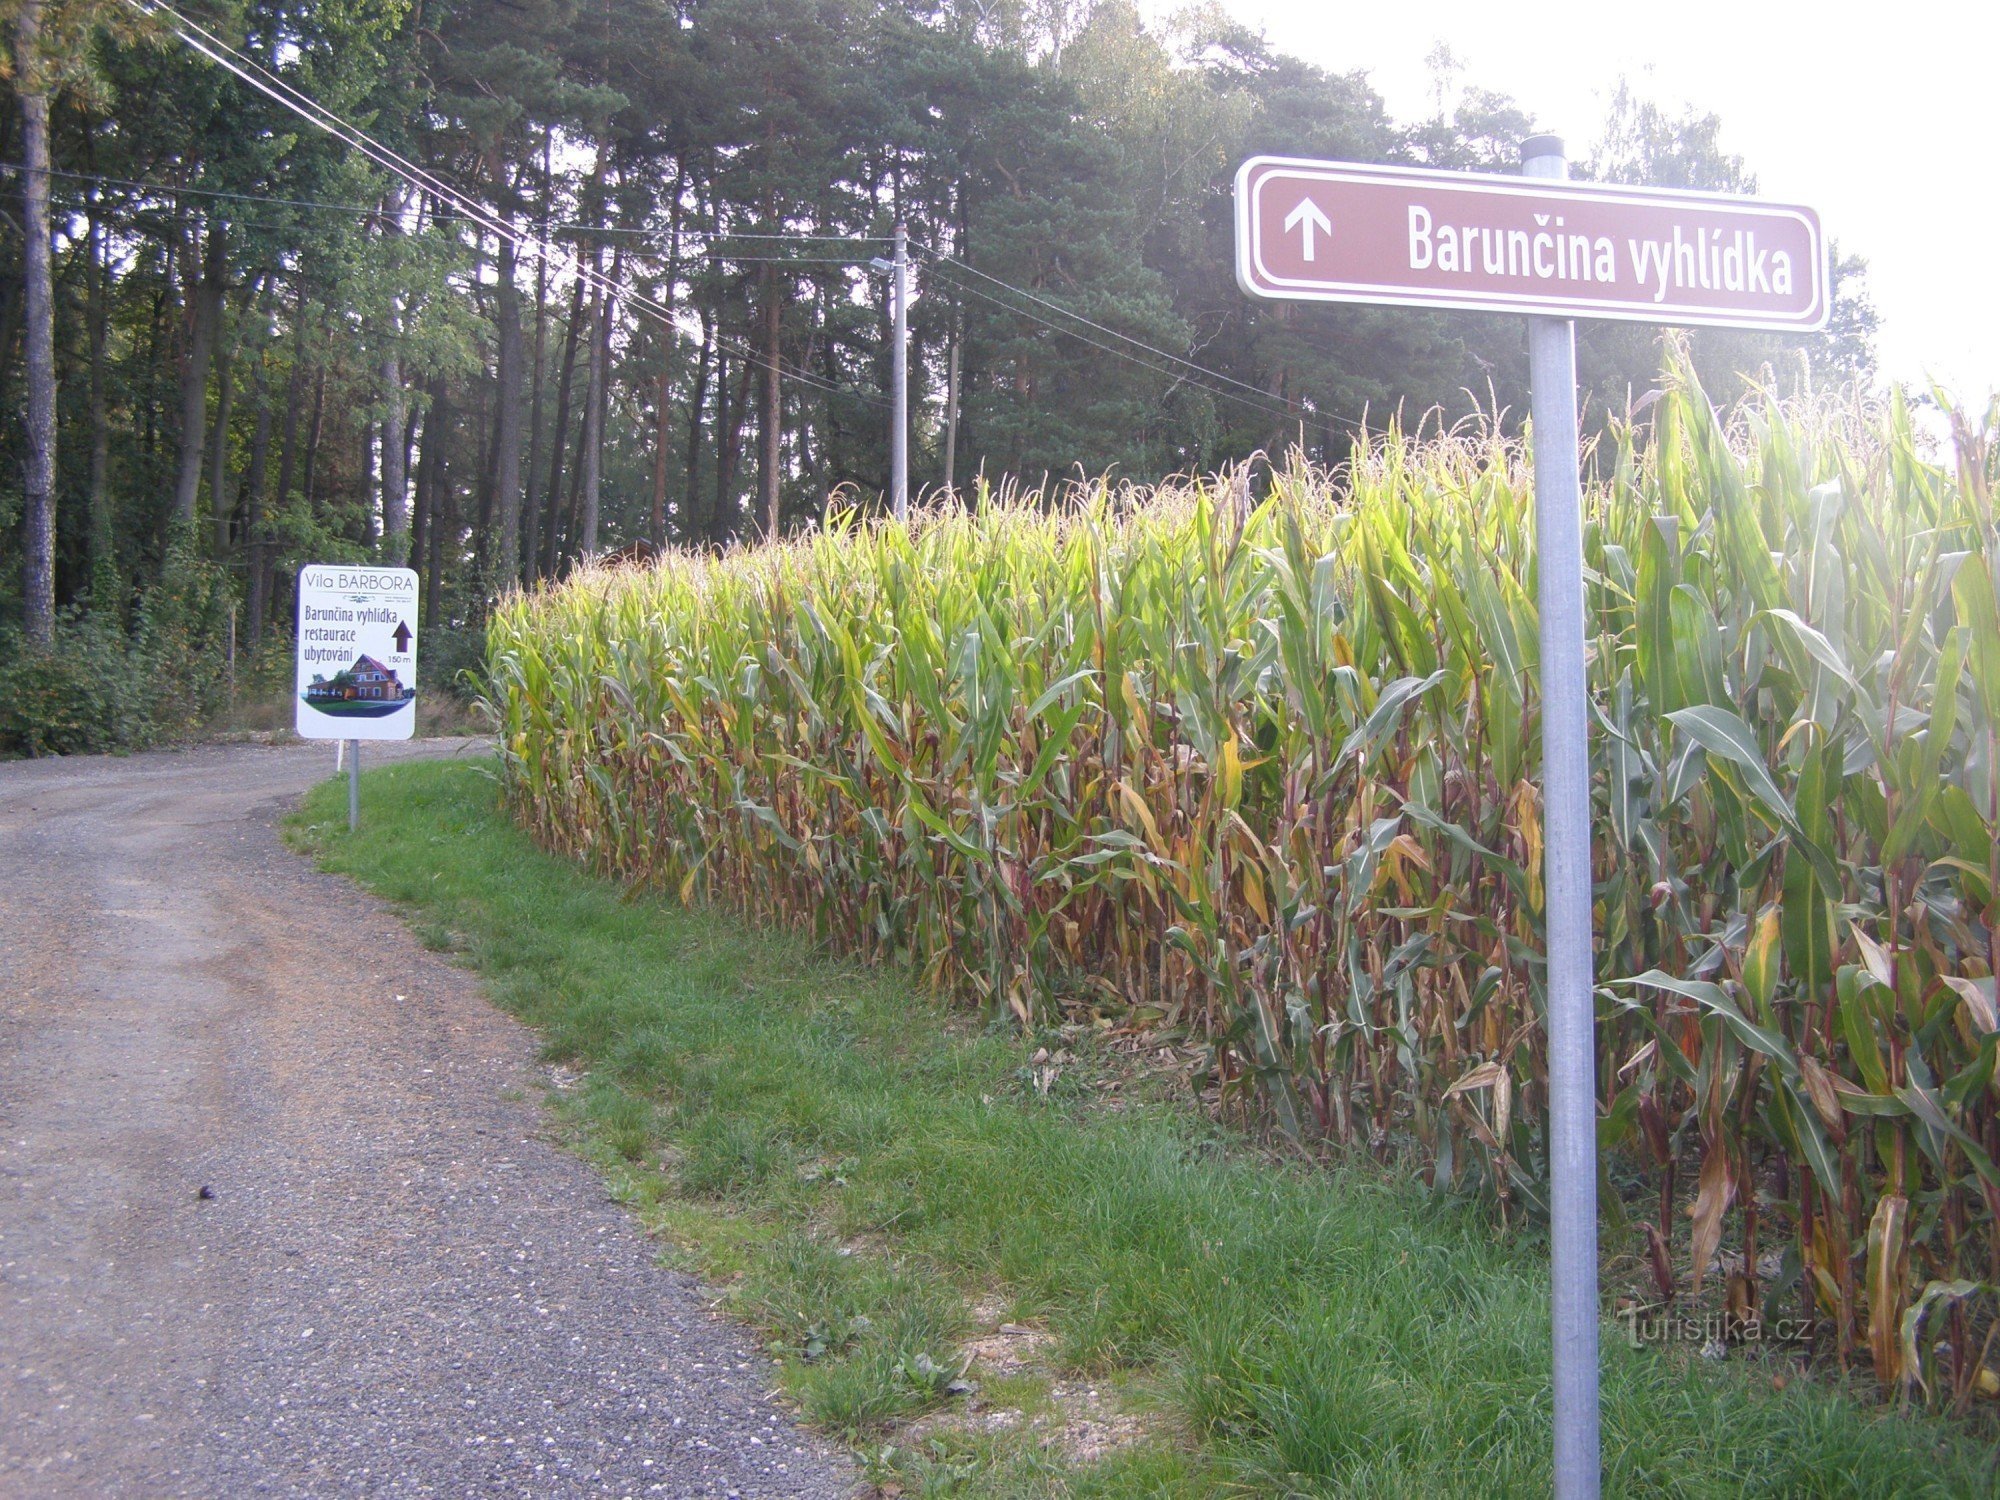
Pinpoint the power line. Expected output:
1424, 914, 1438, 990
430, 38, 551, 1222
934, 266, 1313, 432
0, 161, 393, 215
0, 164, 450, 250
114, 2, 1329, 442
707, 253, 878, 267
0, 184, 382, 244
6, 157, 885, 406
14, 142, 1300, 428
698, 230, 894, 244
563, 226, 895, 243
109, 5, 693, 362
921, 249, 1310, 415
123, 0, 888, 410
1, 163, 890, 265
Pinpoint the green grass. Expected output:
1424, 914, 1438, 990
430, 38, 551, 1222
290, 758, 2000, 1498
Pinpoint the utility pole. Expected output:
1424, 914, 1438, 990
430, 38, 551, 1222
891, 222, 909, 520
942, 305, 961, 495
869, 225, 912, 519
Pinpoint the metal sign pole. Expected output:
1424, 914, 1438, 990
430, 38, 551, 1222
348, 738, 361, 832
1521, 132, 1599, 1500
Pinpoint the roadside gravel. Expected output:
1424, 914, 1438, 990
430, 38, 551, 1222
0, 740, 855, 1498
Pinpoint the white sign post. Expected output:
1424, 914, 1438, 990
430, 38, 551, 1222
1234, 137, 1827, 1500
295, 564, 419, 830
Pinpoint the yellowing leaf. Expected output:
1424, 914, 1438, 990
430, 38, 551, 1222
1942, 974, 1999, 1034
1687, 1139, 1735, 1296
1867, 1194, 1910, 1389
1239, 861, 1270, 924
1852, 927, 1895, 990
1743, 905, 1781, 1017
1219, 735, 1244, 809
1116, 780, 1166, 856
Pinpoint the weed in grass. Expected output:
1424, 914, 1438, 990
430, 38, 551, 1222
605, 1024, 680, 1092
741, 1236, 969, 1436
577, 1079, 653, 1162
979, 1370, 1054, 1413
678, 1115, 790, 1198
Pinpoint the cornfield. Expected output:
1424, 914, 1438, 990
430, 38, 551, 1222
487, 368, 2000, 1400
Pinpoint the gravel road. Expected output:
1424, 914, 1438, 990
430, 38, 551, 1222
0, 740, 854, 1499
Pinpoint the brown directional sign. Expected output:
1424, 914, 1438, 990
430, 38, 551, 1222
1235, 156, 1826, 330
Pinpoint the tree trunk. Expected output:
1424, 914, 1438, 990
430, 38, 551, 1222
394, 406, 422, 568
204, 270, 266, 558
171, 217, 227, 532
272, 289, 308, 502
682, 310, 713, 546
541, 272, 587, 575
15, 0, 55, 644
715, 353, 753, 547
243, 350, 273, 641
410, 400, 435, 622
576, 335, 603, 557
649, 171, 685, 548
378, 187, 411, 559
425, 466, 445, 629
208, 331, 235, 556
560, 284, 599, 567
359, 420, 378, 545
650, 338, 672, 547
301, 354, 327, 519
420, 375, 449, 629
944, 312, 961, 493
578, 250, 618, 558
434, 417, 459, 630
473, 300, 496, 545
521, 258, 549, 578
759, 264, 782, 538
521, 133, 554, 582
711, 347, 733, 546
563, 145, 612, 568
381, 346, 408, 555
490, 226, 525, 581
262, 293, 309, 629
0, 256, 21, 425
402, 403, 420, 526
141, 277, 166, 483
86, 194, 115, 614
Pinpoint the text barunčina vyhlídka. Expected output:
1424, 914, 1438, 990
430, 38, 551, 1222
1406, 205, 1797, 302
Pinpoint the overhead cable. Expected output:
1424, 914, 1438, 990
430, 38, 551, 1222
935, 268, 1312, 431
923, 248, 1318, 416
124, 0, 888, 409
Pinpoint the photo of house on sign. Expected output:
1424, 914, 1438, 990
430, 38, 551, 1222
301, 653, 414, 715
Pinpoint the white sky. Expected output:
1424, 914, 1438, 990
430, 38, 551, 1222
1180, 0, 1998, 402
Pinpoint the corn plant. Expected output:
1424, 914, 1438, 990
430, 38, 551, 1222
487, 366, 2000, 1395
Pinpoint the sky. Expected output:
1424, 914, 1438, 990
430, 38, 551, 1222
1175, 0, 1997, 403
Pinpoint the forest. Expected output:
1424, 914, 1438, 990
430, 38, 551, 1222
0, 0, 1876, 751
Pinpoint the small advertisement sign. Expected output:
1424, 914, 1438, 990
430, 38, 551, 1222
294, 565, 418, 741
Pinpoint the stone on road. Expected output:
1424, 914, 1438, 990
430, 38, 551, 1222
0, 741, 853, 1498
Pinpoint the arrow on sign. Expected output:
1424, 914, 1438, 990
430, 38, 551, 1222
392, 620, 412, 653
1284, 196, 1332, 261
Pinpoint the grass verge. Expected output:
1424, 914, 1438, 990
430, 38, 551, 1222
290, 758, 1998, 1498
